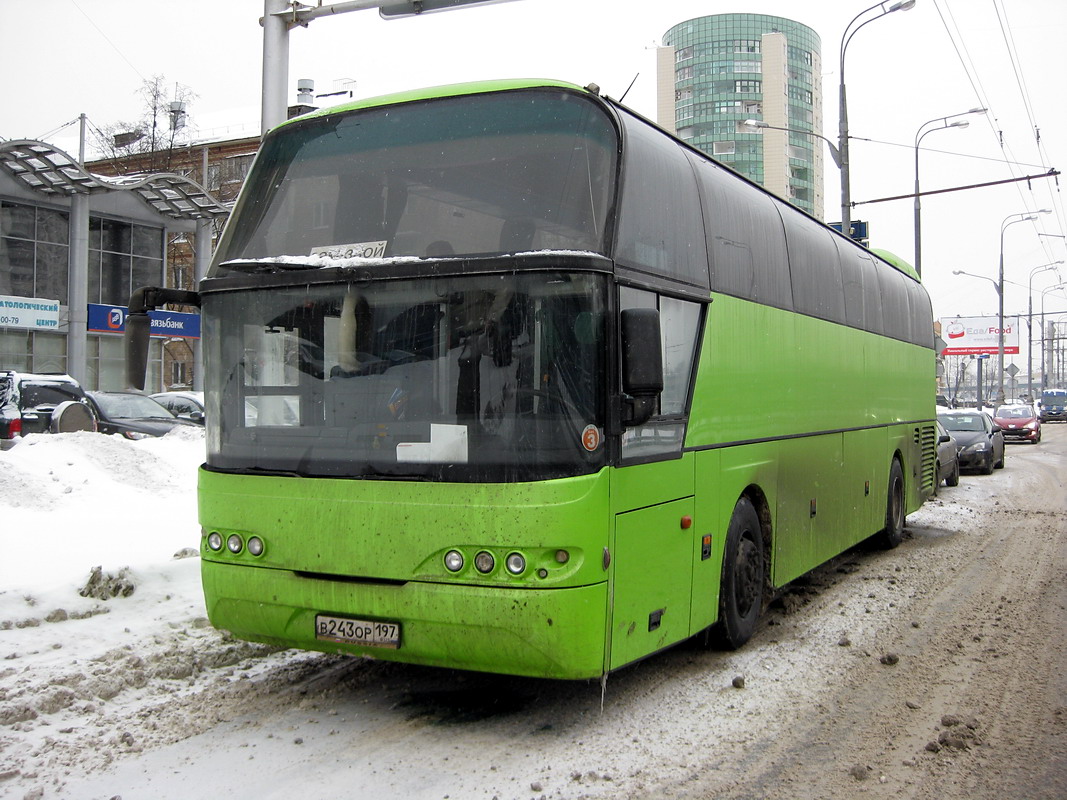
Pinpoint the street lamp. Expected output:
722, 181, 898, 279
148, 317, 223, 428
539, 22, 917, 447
998, 210, 1052, 403
740, 119, 841, 166
260, 0, 520, 132
1041, 281, 1067, 388
913, 107, 987, 277
1028, 261, 1064, 399
953, 268, 1002, 407
838, 0, 916, 236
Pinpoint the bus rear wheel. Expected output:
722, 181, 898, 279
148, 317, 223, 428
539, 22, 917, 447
877, 458, 906, 549
715, 497, 765, 650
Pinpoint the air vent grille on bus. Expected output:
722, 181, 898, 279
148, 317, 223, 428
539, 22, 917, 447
916, 424, 937, 494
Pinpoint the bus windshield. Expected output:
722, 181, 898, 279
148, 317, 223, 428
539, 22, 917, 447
211, 88, 617, 271
204, 271, 608, 482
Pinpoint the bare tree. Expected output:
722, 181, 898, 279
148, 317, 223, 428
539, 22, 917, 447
90, 76, 198, 172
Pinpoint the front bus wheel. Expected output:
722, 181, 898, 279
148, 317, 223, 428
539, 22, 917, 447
715, 497, 766, 649
876, 458, 906, 549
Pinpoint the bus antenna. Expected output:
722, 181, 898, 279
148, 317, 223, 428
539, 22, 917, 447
619, 73, 639, 104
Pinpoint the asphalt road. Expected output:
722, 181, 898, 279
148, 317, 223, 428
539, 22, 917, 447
60, 424, 1067, 800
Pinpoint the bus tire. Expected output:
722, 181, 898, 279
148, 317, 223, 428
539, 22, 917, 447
715, 497, 765, 650
877, 458, 906, 549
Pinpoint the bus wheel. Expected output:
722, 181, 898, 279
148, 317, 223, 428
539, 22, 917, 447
877, 458, 906, 549
716, 497, 765, 650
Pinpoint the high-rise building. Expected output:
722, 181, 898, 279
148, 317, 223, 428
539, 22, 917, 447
659, 14, 824, 219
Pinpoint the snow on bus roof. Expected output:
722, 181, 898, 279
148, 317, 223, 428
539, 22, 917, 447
220, 250, 605, 271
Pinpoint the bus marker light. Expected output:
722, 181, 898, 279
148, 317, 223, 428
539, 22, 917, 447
227, 534, 243, 554
474, 551, 495, 573
537, 568, 549, 579
247, 537, 265, 556
505, 553, 526, 575
680, 515, 693, 529
207, 532, 223, 551
444, 550, 464, 572
555, 549, 569, 564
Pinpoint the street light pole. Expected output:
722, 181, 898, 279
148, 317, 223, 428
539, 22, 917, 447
913, 107, 986, 278
838, 0, 915, 237
1041, 282, 1067, 388
999, 210, 1051, 404
260, 0, 520, 133
1028, 261, 1064, 399
953, 268, 1002, 406
739, 119, 841, 166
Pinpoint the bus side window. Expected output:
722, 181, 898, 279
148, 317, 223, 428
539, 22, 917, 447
619, 288, 701, 459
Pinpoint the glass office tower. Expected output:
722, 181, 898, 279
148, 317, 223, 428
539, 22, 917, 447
659, 14, 823, 219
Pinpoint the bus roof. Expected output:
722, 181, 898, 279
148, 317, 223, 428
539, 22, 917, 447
870, 249, 920, 282
276, 79, 591, 132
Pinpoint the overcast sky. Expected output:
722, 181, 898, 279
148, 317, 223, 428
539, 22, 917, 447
2, 0, 1066, 362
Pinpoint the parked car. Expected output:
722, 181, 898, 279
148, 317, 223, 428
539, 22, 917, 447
992, 404, 1041, 444
150, 391, 205, 424
1039, 389, 1066, 422
934, 419, 960, 490
938, 410, 1005, 475
86, 391, 200, 440
0, 373, 19, 449
0, 370, 96, 448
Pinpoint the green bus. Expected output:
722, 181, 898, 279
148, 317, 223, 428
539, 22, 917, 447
128, 79, 936, 680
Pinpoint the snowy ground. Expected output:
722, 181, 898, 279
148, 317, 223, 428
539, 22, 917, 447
1, 428, 1064, 800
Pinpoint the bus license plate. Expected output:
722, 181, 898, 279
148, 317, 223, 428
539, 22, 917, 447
315, 615, 401, 649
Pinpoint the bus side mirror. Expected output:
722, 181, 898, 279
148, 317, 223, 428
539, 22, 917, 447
620, 307, 663, 427
125, 286, 201, 391
125, 311, 152, 390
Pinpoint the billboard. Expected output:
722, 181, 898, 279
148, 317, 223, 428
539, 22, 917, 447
940, 315, 1019, 356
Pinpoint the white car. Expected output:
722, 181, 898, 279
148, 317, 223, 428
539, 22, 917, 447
150, 391, 205, 424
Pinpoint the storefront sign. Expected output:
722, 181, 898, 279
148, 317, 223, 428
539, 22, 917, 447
0, 295, 61, 331
87, 303, 200, 339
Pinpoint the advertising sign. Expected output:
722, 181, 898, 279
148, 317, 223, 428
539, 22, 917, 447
0, 295, 61, 331
87, 303, 200, 339
940, 315, 1019, 356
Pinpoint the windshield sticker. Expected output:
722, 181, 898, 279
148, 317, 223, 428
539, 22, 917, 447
311, 241, 387, 259
581, 424, 602, 452
397, 423, 469, 464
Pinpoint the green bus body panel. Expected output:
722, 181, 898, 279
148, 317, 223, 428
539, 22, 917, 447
608, 456, 696, 670
199, 468, 610, 583
199, 468, 612, 679
201, 561, 608, 680
686, 294, 933, 588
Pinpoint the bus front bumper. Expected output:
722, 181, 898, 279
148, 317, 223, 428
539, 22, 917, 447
201, 560, 609, 680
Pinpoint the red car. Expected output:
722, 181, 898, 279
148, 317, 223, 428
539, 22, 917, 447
993, 404, 1042, 444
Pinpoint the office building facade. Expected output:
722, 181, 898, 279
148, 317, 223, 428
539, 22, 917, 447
659, 14, 824, 219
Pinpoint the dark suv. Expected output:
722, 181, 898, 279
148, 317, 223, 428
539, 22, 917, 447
0, 370, 96, 447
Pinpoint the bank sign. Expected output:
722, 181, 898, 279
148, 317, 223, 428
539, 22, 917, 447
940, 315, 1019, 356
87, 303, 200, 339
0, 295, 61, 331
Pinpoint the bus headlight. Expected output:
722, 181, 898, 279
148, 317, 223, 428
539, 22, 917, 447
227, 534, 244, 554
474, 551, 495, 573
505, 552, 526, 575
207, 532, 223, 551
247, 536, 265, 556
444, 550, 464, 572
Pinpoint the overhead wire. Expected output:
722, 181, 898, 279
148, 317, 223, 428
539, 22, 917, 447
993, 0, 1063, 244
933, 0, 1065, 265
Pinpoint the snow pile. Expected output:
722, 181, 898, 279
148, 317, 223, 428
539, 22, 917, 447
0, 428, 203, 608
